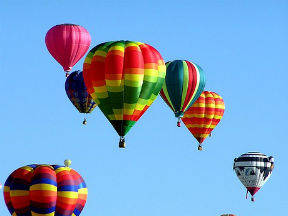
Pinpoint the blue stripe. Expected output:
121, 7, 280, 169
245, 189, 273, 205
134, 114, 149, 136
58, 185, 78, 191
30, 205, 56, 214
73, 208, 81, 216
31, 177, 57, 186
52, 165, 64, 170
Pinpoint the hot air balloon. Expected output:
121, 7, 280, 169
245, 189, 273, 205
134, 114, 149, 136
160, 60, 205, 127
83, 40, 166, 148
182, 91, 225, 150
221, 215, 236, 216
65, 70, 97, 124
45, 24, 91, 77
3, 161, 87, 216
233, 152, 274, 201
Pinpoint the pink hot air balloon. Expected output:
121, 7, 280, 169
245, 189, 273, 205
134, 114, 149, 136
45, 24, 91, 77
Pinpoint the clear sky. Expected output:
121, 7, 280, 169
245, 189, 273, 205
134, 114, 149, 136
0, 0, 287, 215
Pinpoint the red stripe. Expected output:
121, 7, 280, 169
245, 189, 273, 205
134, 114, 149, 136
182, 61, 197, 110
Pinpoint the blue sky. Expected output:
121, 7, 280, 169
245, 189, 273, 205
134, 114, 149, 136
0, 0, 287, 215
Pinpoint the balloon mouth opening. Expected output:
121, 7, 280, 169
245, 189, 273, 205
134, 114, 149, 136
174, 111, 184, 118
64, 67, 72, 72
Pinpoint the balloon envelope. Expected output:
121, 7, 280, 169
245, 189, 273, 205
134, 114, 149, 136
83, 40, 166, 138
182, 91, 225, 149
4, 164, 87, 216
160, 60, 205, 119
45, 24, 91, 72
233, 152, 274, 201
65, 70, 96, 114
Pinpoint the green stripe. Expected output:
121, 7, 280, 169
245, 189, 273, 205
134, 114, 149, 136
180, 61, 189, 110
161, 78, 175, 112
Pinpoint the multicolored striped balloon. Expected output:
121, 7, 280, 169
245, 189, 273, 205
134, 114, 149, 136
83, 41, 166, 147
182, 91, 225, 150
233, 152, 274, 201
4, 164, 87, 216
160, 60, 205, 127
65, 70, 97, 124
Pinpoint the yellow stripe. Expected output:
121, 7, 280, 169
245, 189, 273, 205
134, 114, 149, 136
144, 76, 157, 82
114, 114, 123, 120
54, 167, 70, 174
186, 124, 212, 128
94, 50, 107, 57
84, 56, 92, 64
109, 45, 124, 52
58, 191, 78, 199
21, 166, 34, 172
93, 86, 107, 93
10, 190, 29, 196
125, 42, 140, 48
123, 108, 134, 115
32, 211, 55, 216
192, 103, 215, 108
124, 74, 144, 82
30, 184, 57, 191
125, 80, 143, 87
215, 104, 225, 109
144, 69, 158, 76
135, 103, 145, 110
78, 188, 88, 194
106, 80, 123, 86
197, 134, 210, 138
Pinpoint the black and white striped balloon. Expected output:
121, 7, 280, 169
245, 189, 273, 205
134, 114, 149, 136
233, 152, 274, 201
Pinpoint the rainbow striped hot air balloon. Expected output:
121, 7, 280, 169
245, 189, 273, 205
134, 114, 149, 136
3, 161, 87, 216
182, 91, 225, 150
83, 40, 166, 148
160, 60, 205, 127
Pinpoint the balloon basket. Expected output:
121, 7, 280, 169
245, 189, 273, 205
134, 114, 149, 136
198, 145, 203, 151
119, 137, 126, 148
82, 118, 87, 125
177, 118, 181, 127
